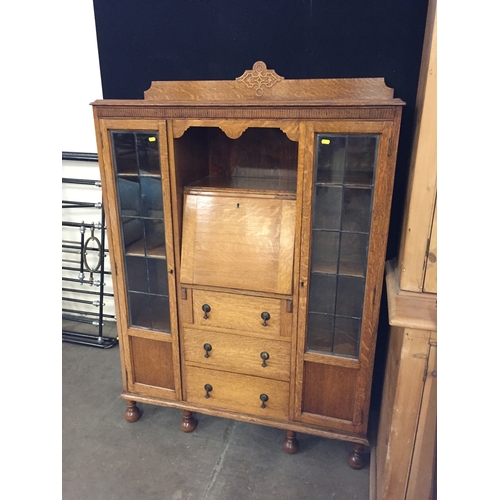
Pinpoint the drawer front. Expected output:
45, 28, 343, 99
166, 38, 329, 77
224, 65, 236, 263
183, 328, 291, 381
192, 290, 282, 336
185, 366, 290, 420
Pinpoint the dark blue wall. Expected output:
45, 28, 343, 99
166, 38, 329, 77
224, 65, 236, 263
93, 0, 428, 256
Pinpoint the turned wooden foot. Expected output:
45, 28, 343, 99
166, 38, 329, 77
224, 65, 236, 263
124, 401, 142, 422
347, 443, 365, 469
282, 430, 299, 454
180, 410, 197, 432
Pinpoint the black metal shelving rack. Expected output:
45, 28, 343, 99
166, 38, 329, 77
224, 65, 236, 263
62, 152, 118, 348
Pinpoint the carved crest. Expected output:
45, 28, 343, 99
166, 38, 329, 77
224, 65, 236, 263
236, 61, 284, 96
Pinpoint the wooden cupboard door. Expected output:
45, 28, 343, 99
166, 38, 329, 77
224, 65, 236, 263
180, 192, 295, 294
183, 328, 291, 381
184, 366, 290, 420
97, 119, 182, 399
375, 328, 436, 500
294, 120, 400, 434
406, 339, 437, 500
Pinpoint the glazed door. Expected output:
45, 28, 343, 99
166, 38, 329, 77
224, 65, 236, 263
97, 119, 181, 400
294, 120, 399, 436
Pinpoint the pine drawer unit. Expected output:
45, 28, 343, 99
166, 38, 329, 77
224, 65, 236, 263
92, 61, 404, 467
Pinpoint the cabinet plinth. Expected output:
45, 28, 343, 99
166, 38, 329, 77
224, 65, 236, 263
92, 62, 404, 464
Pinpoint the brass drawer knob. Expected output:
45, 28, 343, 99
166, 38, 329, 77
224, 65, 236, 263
203, 343, 212, 358
202, 304, 211, 319
260, 351, 270, 367
261, 311, 270, 326
204, 384, 213, 398
260, 394, 269, 408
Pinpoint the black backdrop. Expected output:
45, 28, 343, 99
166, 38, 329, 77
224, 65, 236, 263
92, 0, 430, 410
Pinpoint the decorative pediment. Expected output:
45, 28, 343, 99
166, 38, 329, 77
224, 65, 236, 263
142, 61, 400, 104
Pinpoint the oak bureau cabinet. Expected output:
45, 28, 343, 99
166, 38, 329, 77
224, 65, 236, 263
92, 62, 404, 467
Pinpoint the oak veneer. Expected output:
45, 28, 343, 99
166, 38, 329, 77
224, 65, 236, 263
183, 328, 292, 381
180, 191, 295, 294
129, 336, 175, 390
302, 362, 358, 423
185, 366, 290, 421
92, 62, 404, 469
190, 290, 283, 337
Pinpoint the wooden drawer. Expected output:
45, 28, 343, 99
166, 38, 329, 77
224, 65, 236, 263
191, 289, 283, 336
183, 328, 291, 381
184, 366, 290, 420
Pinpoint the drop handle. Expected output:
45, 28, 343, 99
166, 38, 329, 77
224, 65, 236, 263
203, 343, 212, 358
261, 312, 270, 326
260, 351, 269, 367
260, 394, 269, 408
202, 304, 211, 319
204, 384, 213, 398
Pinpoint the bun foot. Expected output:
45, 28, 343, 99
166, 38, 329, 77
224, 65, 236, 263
347, 444, 365, 469
124, 401, 142, 422
282, 430, 299, 454
180, 410, 197, 432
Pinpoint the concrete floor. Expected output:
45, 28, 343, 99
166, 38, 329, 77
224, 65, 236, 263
62, 322, 370, 500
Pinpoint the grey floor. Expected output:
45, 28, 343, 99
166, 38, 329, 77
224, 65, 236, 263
62, 322, 370, 500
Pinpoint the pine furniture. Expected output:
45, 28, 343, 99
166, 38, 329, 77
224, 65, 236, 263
374, 0, 437, 496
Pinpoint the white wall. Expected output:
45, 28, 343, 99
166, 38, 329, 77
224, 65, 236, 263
61, 4, 116, 323
61, 2, 103, 153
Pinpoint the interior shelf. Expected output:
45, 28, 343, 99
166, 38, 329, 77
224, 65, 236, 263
185, 175, 297, 196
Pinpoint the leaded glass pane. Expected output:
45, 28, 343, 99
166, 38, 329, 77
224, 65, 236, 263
309, 273, 337, 315
311, 230, 339, 275
313, 185, 342, 230
306, 133, 378, 359
338, 232, 369, 277
307, 313, 334, 352
333, 317, 361, 357
110, 130, 171, 334
341, 187, 372, 233
344, 136, 377, 185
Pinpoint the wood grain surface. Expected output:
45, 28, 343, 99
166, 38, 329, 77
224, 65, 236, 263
183, 328, 291, 381
180, 192, 295, 294
191, 289, 282, 337
184, 366, 290, 420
